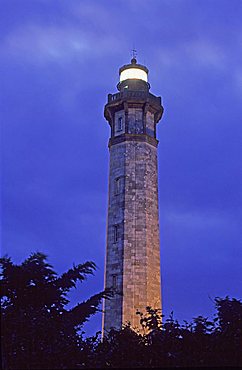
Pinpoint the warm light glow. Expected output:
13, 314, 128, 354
120, 68, 148, 82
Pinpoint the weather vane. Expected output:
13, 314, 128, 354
131, 47, 137, 60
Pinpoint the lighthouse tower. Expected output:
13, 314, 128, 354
103, 57, 164, 333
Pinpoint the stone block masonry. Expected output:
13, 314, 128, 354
103, 138, 161, 333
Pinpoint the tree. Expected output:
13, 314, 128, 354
213, 296, 242, 366
1, 252, 111, 369
88, 299, 242, 368
2, 253, 242, 368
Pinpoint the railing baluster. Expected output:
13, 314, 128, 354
107, 91, 161, 105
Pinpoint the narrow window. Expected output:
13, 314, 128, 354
115, 177, 121, 195
118, 116, 123, 131
112, 275, 117, 289
113, 225, 118, 242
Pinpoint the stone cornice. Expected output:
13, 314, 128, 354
108, 134, 159, 148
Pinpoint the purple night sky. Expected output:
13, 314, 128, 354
2, 0, 242, 334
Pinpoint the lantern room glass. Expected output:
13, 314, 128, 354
120, 68, 148, 83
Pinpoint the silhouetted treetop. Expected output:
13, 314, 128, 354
0, 252, 112, 369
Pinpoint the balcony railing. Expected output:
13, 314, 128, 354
108, 90, 161, 106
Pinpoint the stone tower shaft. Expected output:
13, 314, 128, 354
103, 58, 164, 333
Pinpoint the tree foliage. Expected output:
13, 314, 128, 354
0, 252, 111, 369
93, 298, 242, 368
1, 252, 242, 368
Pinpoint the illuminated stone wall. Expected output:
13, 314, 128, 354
103, 115, 161, 334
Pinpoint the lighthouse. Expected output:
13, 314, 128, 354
103, 57, 164, 333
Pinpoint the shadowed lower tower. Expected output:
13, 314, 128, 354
103, 57, 164, 334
